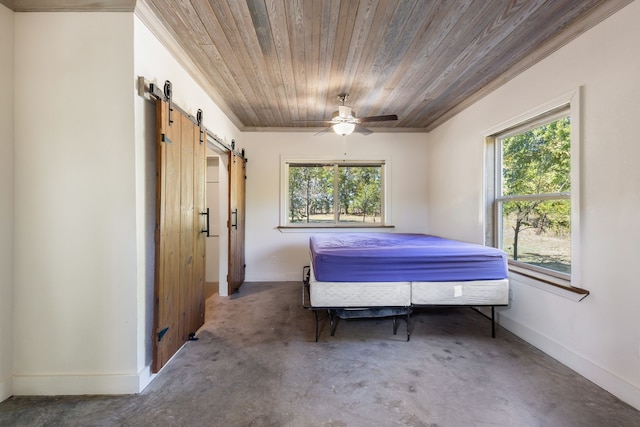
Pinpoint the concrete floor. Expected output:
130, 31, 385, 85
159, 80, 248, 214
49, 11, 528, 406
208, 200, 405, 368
1, 281, 640, 426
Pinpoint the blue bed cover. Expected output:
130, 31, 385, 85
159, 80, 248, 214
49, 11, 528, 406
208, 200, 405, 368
310, 233, 508, 282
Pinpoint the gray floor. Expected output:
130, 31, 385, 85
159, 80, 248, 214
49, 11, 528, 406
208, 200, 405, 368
1, 281, 640, 427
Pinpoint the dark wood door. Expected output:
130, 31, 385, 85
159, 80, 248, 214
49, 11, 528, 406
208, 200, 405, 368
153, 98, 206, 372
228, 150, 246, 294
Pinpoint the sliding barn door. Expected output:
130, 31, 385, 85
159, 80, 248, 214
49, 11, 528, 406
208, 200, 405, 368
228, 150, 246, 294
153, 98, 206, 372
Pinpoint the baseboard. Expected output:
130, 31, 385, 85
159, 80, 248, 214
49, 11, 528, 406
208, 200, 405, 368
0, 374, 12, 402
498, 312, 640, 410
137, 364, 156, 392
244, 272, 301, 282
12, 372, 143, 396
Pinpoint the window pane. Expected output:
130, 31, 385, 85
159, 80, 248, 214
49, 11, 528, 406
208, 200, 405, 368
337, 165, 382, 224
501, 199, 571, 274
288, 165, 334, 223
501, 117, 571, 196
286, 162, 385, 226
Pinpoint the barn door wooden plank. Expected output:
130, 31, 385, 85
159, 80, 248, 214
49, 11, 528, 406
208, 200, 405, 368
153, 98, 181, 372
188, 116, 206, 337
228, 151, 246, 294
153, 98, 206, 373
178, 114, 195, 343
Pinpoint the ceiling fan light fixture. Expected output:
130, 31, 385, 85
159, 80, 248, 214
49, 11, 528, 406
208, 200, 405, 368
333, 122, 355, 136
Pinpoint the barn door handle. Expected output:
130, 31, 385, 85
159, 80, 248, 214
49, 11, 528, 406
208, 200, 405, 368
231, 209, 238, 229
200, 208, 210, 237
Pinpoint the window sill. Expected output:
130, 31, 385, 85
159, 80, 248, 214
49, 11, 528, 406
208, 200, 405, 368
508, 265, 589, 302
277, 225, 395, 233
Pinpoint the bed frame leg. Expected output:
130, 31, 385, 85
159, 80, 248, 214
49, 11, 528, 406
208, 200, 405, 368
491, 306, 496, 338
314, 310, 319, 342
329, 310, 336, 336
393, 314, 410, 341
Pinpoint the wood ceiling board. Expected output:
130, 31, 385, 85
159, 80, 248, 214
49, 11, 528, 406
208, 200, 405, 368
6, 0, 633, 132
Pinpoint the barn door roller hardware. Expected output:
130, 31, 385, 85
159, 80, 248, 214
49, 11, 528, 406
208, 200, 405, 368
197, 109, 204, 144
164, 80, 173, 126
144, 76, 244, 155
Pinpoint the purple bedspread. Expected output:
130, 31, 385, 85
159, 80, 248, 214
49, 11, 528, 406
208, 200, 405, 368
310, 233, 508, 282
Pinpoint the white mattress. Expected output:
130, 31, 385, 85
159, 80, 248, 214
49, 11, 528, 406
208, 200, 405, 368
411, 279, 509, 305
309, 263, 411, 307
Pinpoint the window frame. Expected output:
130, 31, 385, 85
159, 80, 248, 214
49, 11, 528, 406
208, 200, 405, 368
280, 157, 392, 229
496, 109, 572, 280
483, 89, 585, 296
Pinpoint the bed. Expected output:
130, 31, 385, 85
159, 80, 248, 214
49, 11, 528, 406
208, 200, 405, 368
302, 232, 509, 341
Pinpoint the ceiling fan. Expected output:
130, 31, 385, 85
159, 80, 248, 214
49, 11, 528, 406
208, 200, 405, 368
315, 93, 398, 136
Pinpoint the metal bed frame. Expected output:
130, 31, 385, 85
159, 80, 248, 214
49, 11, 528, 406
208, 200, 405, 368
302, 266, 411, 342
302, 266, 505, 341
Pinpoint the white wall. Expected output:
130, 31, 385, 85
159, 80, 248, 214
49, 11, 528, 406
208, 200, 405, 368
241, 132, 430, 282
427, 1, 640, 409
0, 3, 15, 402
12, 12, 140, 395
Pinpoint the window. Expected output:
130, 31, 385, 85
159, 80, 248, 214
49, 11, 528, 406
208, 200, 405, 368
497, 112, 571, 277
485, 92, 581, 290
283, 160, 386, 227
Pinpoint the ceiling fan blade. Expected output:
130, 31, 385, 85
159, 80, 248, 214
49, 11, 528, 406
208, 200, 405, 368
357, 114, 398, 123
353, 123, 373, 135
314, 126, 334, 136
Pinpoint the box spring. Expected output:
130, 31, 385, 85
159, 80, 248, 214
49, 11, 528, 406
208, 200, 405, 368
411, 279, 509, 306
309, 263, 411, 307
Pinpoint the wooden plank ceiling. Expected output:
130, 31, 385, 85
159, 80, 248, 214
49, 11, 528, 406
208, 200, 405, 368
5, 0, 632, 132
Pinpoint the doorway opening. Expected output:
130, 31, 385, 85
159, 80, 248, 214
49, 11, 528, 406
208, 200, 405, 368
205, 155, 220, 299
